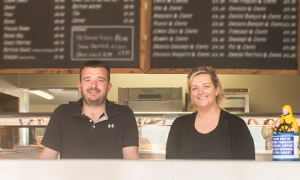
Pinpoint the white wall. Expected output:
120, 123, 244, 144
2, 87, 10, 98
2, 73, 300, 113
0, 74, 21, 97
108, 74, 300, 113
30, 105, 60, 112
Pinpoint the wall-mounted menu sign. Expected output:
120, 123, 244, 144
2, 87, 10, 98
0, 0, 140, 68
151, 0, 298, 69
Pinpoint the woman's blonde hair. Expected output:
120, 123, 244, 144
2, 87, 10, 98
187, 66, 226, 112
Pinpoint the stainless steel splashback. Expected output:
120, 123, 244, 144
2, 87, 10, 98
118, 87, 182, 112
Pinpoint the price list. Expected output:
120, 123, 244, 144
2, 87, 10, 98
0, 0, 140, 69
151, 0, 298, 69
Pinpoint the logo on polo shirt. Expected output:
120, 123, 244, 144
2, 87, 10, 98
108, 124, 114, 128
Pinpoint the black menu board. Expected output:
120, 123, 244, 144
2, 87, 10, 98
151, 0, 298, 69
0, 0, 140, 68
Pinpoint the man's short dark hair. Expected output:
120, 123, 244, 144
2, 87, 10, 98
80, 61, 110, 82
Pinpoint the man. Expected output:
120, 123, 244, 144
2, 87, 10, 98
39, 61, 139, 159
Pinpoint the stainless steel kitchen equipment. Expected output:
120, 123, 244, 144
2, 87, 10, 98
18, 128, 29, 146
0, 115, 48, 152
118, 87, 182, 112
186, 88, 250, 113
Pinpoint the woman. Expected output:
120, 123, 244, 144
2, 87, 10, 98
166, 67, 255, 159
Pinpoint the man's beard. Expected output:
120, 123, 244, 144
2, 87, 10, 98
81, 87, 107, 107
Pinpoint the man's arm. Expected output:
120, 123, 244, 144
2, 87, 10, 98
39, 105, 63, 159
122, 146, 139, 159
38, 147, 59, 159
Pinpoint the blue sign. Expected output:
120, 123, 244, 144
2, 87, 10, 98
273, 133, 299, 161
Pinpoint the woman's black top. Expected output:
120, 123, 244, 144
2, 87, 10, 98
166, 110, 255, 159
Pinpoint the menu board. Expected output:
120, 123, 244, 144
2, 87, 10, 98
0, 0, 140, 68
151, 0, 298, 69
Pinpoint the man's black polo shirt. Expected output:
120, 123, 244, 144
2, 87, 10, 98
41, 98, 139, 159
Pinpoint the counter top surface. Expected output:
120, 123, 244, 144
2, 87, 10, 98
0, 150, 274, 161
0, 159, 299, 180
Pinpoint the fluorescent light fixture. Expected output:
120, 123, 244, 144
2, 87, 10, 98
29, 90, 54, 100
48, 89, 64, 92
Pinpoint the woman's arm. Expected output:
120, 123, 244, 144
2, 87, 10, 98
166, 119, 184, 159
234, 119, 256, 159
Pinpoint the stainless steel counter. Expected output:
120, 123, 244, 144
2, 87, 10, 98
0, 150, 40, 159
